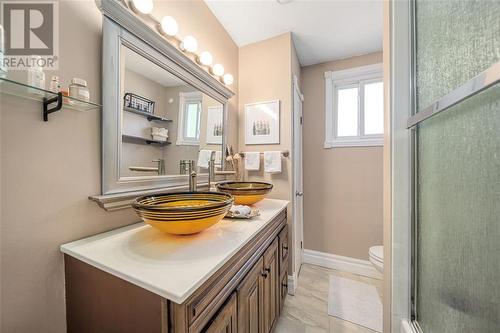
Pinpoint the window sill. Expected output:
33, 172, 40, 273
176, 140, 200, 146
324, 138, 384, 148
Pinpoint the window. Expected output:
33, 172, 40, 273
177, 91, 202, 145
324, 63, 384, 148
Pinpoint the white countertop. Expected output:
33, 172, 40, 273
60, 199, 288, 304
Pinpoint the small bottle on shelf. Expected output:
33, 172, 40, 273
48, 76, 61, 93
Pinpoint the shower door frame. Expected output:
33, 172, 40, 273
390, 0, 420, 332
392, 0, 435, 331
408, 0, 421, 330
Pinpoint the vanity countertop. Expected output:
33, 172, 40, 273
60, 199, 288, 304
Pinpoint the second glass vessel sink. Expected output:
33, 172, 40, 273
216, 181, 273, 205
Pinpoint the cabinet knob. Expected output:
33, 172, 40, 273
264, 267, 271, 273
261, 271, 268, 278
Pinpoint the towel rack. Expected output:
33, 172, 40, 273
238, 150, 290, 158
407, 61, 500, 129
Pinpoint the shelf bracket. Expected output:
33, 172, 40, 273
43, 92, 63, 121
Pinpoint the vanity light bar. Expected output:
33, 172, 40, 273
127, 0, 234, 86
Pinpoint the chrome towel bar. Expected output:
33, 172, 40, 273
407, 61, 500, 129
239, 150, 290, 158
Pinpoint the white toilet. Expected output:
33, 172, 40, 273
369, 245, 384, 274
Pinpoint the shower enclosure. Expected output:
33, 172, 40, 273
406, 1, 500, 332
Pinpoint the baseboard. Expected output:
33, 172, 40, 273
303, 249, 382, 280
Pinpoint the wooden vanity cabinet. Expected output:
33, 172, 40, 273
64, 209, 289, 333
204, 228, 286, 333
235, 238, 281, 333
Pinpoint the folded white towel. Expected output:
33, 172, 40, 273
245, 152, 261, 171
197, 150, 212, 169
151, 127, 169, 137
229, 205, 252, 218
152, 135, 167, 142
264, 151, 282, 173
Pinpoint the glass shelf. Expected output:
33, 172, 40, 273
123, 106, 172, 122
0, 77, 101, 112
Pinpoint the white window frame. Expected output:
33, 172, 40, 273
177, 91, 202, 146
324, 63, 384, 148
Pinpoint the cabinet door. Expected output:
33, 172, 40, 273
263, 238, 279, 333
237, 257, 264, 333
204, 293, 237, 333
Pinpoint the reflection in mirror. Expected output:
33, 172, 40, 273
119, 45, 223, 179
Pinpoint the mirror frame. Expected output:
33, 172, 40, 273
98, 0, 234, 195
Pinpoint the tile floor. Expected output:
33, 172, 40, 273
274, 264, 383, 333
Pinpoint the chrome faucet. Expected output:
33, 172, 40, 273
208, 152, 236, 190
208, 151, 216, 190
187, 160, 197, 192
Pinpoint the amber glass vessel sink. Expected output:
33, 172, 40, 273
132, 192, 233, 235
216, 181, 273, 205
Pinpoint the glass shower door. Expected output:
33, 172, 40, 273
411, 1, 500, 332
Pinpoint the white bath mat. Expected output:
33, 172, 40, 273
328, 275, 382, 332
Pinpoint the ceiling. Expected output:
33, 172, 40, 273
124, 46, 187, 87
205, 0, 383, 66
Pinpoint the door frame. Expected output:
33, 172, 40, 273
291, 74, 304, 295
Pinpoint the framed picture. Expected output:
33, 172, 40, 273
245, 100, 280, 145
206, 105, 223, 144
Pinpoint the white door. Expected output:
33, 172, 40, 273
292, 75, 304, 280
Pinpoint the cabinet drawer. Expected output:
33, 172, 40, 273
278, 226, 288, 274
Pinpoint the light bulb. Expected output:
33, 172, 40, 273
130, 0, 153, 14
212, 64, 224, 76
181, 35, 198, 53
199, 51, 213, 66
160, 16, 178, 36
223, 73, 234, 85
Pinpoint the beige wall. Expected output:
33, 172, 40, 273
0, 1, 238, 332
238, 33, 293, 202
301, 52, 383, 260
238, 33, 297, 272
